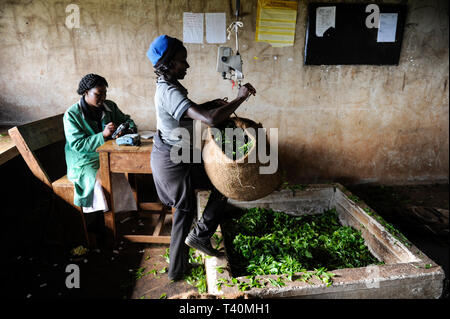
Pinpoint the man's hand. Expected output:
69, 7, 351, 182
237, 83, 256, 100
102, 122, 116, 139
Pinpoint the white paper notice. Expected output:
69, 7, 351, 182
377, 13, 398, 42
206, 13, 226, 44
316, 6, 336, 37
183, 12, 204, 44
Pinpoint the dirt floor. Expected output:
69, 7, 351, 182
2, 210, 200, 299
1, 183, 448, 299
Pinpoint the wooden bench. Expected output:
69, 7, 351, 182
8, 114, 90, 246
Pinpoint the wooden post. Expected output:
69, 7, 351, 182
126, 173, 139, 208
99, 152, 116, 246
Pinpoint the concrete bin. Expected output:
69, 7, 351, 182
196, 184, 445, 299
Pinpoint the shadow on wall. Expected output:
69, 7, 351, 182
278, 142, 365, 185
0, 102, 48, 126
277, 142, 449, 186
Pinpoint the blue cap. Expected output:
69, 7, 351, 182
147, 35, 174, 66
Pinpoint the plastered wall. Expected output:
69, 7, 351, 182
0, 0, 448, 184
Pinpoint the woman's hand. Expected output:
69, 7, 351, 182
102, 122, 116, 139
237, 83, 256, 100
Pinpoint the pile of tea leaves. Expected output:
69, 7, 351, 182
214, 120, 254, 160
221, 207, 380, 278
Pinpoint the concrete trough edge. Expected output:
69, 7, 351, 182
197, 184, 446, 299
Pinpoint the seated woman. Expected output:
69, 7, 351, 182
63, 73, 138, 233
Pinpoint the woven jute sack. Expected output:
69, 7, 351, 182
202, 117, 281, 201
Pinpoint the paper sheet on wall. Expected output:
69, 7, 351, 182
377, 13, 398, 42
206, 13, 226, 43
183, 12, 204, 44
315, 6, 336, 37
255, 0, 298, 47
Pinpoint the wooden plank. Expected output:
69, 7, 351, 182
0, 144, 19, 166
97, 139, 153, 153
99, 152, 112, 205
139, 202, 165, 211
122, 234, 171, 244
109, 152, 151, 173
52, 177, 81, 211
0, 133, 19, 165
152, 212, 166, 236
8, 126, 53, 187
15, 114, 65, 151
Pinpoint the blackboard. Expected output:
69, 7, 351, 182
304, 3, 407, 65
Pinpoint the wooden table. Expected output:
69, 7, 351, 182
97, 139, 172, 245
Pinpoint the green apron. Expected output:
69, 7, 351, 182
63, 100, 136, 207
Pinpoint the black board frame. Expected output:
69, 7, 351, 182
304, 2, 407, 65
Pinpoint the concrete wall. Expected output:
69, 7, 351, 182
0, 0, 448, 185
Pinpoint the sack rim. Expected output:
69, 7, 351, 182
206, 117, 260, 162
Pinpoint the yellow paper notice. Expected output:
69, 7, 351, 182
256, 0, 298, 47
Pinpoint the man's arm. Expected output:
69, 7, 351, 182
197, 99, 228, 110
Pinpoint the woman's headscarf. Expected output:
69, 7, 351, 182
147, 35, 184, 67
